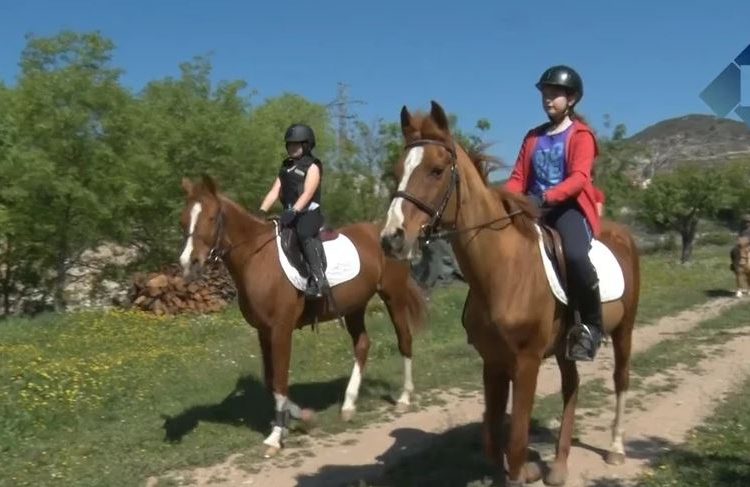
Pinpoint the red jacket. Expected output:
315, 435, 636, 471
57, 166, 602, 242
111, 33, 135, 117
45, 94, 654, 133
592, 186, 605, 204
504, 119, 601, 237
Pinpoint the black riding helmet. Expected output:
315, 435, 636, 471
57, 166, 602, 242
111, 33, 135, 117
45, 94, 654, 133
536, 65, 584, 105
284, 124, 316, 151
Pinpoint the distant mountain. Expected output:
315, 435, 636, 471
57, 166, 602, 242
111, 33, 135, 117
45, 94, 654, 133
628, 114, 750, 179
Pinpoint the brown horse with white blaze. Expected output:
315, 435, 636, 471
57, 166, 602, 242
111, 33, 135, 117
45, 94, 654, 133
380, 101, 640, 486
179, 175, 426, 457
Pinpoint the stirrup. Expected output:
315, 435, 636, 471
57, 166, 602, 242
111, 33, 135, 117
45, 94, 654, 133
304, 285, 322, 299
565, 323, 602, 362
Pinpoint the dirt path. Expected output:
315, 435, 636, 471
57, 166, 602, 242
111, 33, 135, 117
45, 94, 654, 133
560, 331, 750, 486
152, 296, 745, 487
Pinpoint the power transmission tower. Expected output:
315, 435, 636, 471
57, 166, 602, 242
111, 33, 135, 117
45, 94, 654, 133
327, 82, 365, 166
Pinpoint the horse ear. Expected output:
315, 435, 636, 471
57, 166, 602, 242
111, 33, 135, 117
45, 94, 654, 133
201, 174, 218, 195
400, 105, 420, 139
181, 177, 193, 195
430, 100, 450, 132
400, 105, 412, 131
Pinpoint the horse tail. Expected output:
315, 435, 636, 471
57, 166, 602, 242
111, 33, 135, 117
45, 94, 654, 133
622, 225, 641, 324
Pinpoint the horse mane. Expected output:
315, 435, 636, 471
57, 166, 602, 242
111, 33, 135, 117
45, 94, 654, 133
459, 143, 540, 241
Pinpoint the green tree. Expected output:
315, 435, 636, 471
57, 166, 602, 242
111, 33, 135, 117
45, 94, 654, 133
11, 31, 135, 310
126, 56, 253, 266
594, 120, 643, 217
639, 165, 729, 263
718, 159, 750, 228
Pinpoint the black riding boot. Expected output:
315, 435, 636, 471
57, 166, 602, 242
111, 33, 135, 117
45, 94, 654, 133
566, 281, 604, 362
302, 238, 330, 299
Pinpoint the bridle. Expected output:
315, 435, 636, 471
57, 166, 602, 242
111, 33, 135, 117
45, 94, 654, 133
392, 138, 522, 244
185, 205, 274, 265
393, 139, 460, 243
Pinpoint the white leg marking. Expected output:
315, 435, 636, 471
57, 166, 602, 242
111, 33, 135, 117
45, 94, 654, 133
397, 357, 414, 405
610, 391, 627, 455
179, 202, 203, 273
342, 362, 363, 412
382, 147, 425, 236
263, 393, 288, 448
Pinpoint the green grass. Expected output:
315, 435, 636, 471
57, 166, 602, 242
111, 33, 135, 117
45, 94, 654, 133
630, 302, 750, 380
637, 375, 750, 487
0, 285, 474, 487
636, 243, 735, 324
0, 244, 738, 486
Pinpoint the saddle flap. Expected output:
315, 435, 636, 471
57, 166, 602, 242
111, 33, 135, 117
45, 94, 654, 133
275, 225, 362, 293
540, 224, 568, 294
535, 224, 625, 305
280, 227, 310, 278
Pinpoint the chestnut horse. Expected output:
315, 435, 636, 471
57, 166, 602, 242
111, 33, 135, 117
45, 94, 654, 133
730, 235, 750, 297
380, 102, 640, 486
179, 175, 426, 457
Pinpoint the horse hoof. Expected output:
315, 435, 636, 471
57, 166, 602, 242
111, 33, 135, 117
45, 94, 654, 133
544, 462, 568, 486
341, 408, 356, 422
263, 446, 281, 459
605, 451, 626, 465
395, 401, 410, 413
523, 461, 543, 483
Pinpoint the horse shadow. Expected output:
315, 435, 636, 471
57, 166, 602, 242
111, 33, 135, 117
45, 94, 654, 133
293, 415, 558, 487
294, 423, 750, 486
161, 374, 394, 443
704, 289, 736, 298
582, 435, 750, 486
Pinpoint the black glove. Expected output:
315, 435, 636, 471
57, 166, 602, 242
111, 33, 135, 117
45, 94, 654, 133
280, 208, 298, 227
528, 193, 545, 209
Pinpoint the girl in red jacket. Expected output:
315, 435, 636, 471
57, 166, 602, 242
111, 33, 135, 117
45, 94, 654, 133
504, 65, 602, 361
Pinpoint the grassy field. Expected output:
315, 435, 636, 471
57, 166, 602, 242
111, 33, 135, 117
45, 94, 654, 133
638, 376, 750, 487
0, 244, 738, 486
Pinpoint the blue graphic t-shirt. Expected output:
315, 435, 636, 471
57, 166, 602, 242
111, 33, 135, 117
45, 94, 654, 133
529, 125, 572, 196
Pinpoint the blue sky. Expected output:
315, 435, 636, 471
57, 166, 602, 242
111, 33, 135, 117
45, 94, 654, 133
2, 0, 750, 171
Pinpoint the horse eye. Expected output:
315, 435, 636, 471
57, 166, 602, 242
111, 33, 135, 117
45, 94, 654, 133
430, 167, 445, 177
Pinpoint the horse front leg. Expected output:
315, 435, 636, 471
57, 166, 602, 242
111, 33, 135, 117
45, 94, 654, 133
506, 352, 543, 487
482, 362, 510, 467
261, 325, 294, 458
546, 350, 580, 486
341, 308, 370, 421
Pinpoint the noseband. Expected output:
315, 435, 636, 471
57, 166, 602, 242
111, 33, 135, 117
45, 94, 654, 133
185, 209, 226, 265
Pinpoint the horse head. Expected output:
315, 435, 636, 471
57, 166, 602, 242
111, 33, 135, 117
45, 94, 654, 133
179, 174, 225, 279
380, 100, 460, 260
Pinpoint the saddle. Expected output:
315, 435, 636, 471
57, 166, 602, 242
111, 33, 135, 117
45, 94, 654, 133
320, 225, 339, 242
279, 226, 336, 278
539, 224, 568, 296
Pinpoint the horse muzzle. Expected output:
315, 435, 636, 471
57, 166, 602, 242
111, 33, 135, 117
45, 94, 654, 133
380, 227, 419, 261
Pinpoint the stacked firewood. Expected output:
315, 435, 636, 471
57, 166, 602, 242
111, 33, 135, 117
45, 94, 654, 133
129, 263, 236, 315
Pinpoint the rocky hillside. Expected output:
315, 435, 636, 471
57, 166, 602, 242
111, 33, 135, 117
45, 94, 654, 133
628, 114, 750, 179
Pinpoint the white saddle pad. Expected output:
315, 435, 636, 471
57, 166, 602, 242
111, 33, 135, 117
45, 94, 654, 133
535, 225, 625, 305
274, 224, 361, 291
